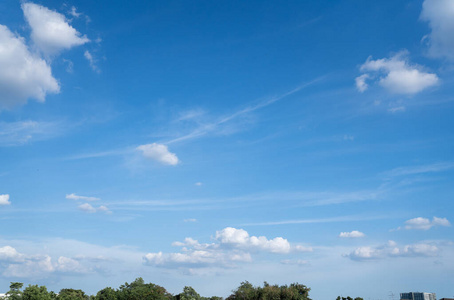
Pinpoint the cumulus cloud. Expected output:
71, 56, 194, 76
0, 25, 59, 109
22, 2, 89, 55
0, 246, 25, 262
420, 0, 454, 61
78, 203, 111, 214
66, 193, 100, 201
346, 240, 440, 261
0, 194, 11, 205
339, 231, 365, 238
356, 51, 438, 95
136, 143, 179, 165
403, 217, 451, 230
144, 227, 310, 268
0, 246, 88, 278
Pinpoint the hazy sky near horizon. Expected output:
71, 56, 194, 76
1, 0, 454, 299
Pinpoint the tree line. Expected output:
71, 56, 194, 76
1, 278, 316, 300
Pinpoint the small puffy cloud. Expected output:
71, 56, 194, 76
22, 2, 89, 55
144, 227, 309, 269
78, 203, 96, 213
195, 182, 203, 186
66, 193, 100, 201
420, 0, 454, 61
78, 203, 111, 214
345, 240, 440, 261
136, 143, 179, 165
356, 51, 438, 95
0, 194, 11, 205
339, 231, 365, 238
0, 25, 59, 109
404, 217, 451, 230
355, 74, 369, 92
68, 6, 81, 18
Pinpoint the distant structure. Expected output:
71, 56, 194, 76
439, 298, 454, 300
401, 293, 436, 300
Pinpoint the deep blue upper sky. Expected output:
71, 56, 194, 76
0, 1, 453, 299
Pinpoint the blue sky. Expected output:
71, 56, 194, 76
1, 0, 454, 299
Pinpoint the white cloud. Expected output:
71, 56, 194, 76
357, 51, 439, 95
0, 246, 25, 262
0, 121, 64, 146
144, 227, 309, 268
68, 6, 81, 18
66, 193, 100, 201
136, 143, 179, 165
78, 203, 96, 213
355, 74, 369, 92
22, 2, 89, 55
0, 246, 88, 277
388, 106, 406, 113
383, 162, 454, 178
0, 25, 59, 109
420, 0, 454, 61
184, 218, 197, 222
404, 217, 451, 230
195, 182, 203, 186
84, 50, 100, 73
0, 194, 11, 205
78, 203, 111, 214
280, 259, 309, 266
339, 230, 365, 238
346, 240, 440, 261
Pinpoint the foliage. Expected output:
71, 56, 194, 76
23, 285, 52, 300
58, 288, 89, 300
116, 277, 172, 300
1, 278, 315, 300
226, 281, 311, 300
7, 282, 24, 300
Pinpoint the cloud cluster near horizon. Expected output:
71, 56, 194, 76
346, 240, 440, 261
144, 227, 312, 269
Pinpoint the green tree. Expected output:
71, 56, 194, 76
117, 278, 172, 300
58, 289, 89, 300
176, 287, 201, 300
23, 285, 52, 300
7, 282, 24, 300
95, 287, 118, 300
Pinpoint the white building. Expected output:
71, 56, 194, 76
401, 292, 436, 300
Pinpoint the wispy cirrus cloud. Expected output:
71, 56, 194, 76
66, 193, 100, 201
166, 77, 324, 145
382, 162, 454, 178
